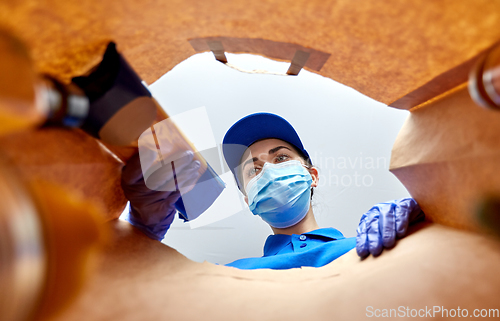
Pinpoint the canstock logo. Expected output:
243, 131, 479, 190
138, 107, 247, 228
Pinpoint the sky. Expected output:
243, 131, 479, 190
121, 52, 411, 265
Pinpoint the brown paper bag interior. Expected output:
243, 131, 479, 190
1, 1, 500, 319
51, 220, 500, 321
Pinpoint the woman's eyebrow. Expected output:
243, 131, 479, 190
242, 157, 258, 171
268, 146, 292, 154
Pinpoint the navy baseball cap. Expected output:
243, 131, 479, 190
222, 112, 311, 189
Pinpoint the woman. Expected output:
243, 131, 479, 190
122, 112, 423, 270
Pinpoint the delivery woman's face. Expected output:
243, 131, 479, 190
239, 138, 306, 193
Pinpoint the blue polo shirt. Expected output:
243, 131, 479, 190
225, 227, 356, 270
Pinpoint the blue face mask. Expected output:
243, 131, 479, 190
246, 160, 313, 228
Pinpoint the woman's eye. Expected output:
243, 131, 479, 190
247, 167, 261, 177
275, 154, 290, 162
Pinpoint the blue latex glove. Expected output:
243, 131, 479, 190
356, 198, 424, 258
121, 151, 201, 241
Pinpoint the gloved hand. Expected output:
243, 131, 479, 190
121, 150, 201, 241
356, 198, 425, 258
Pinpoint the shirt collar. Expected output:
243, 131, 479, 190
263, 234, 291, 256
303, 227, 345, 240
262, 227, 345, 256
